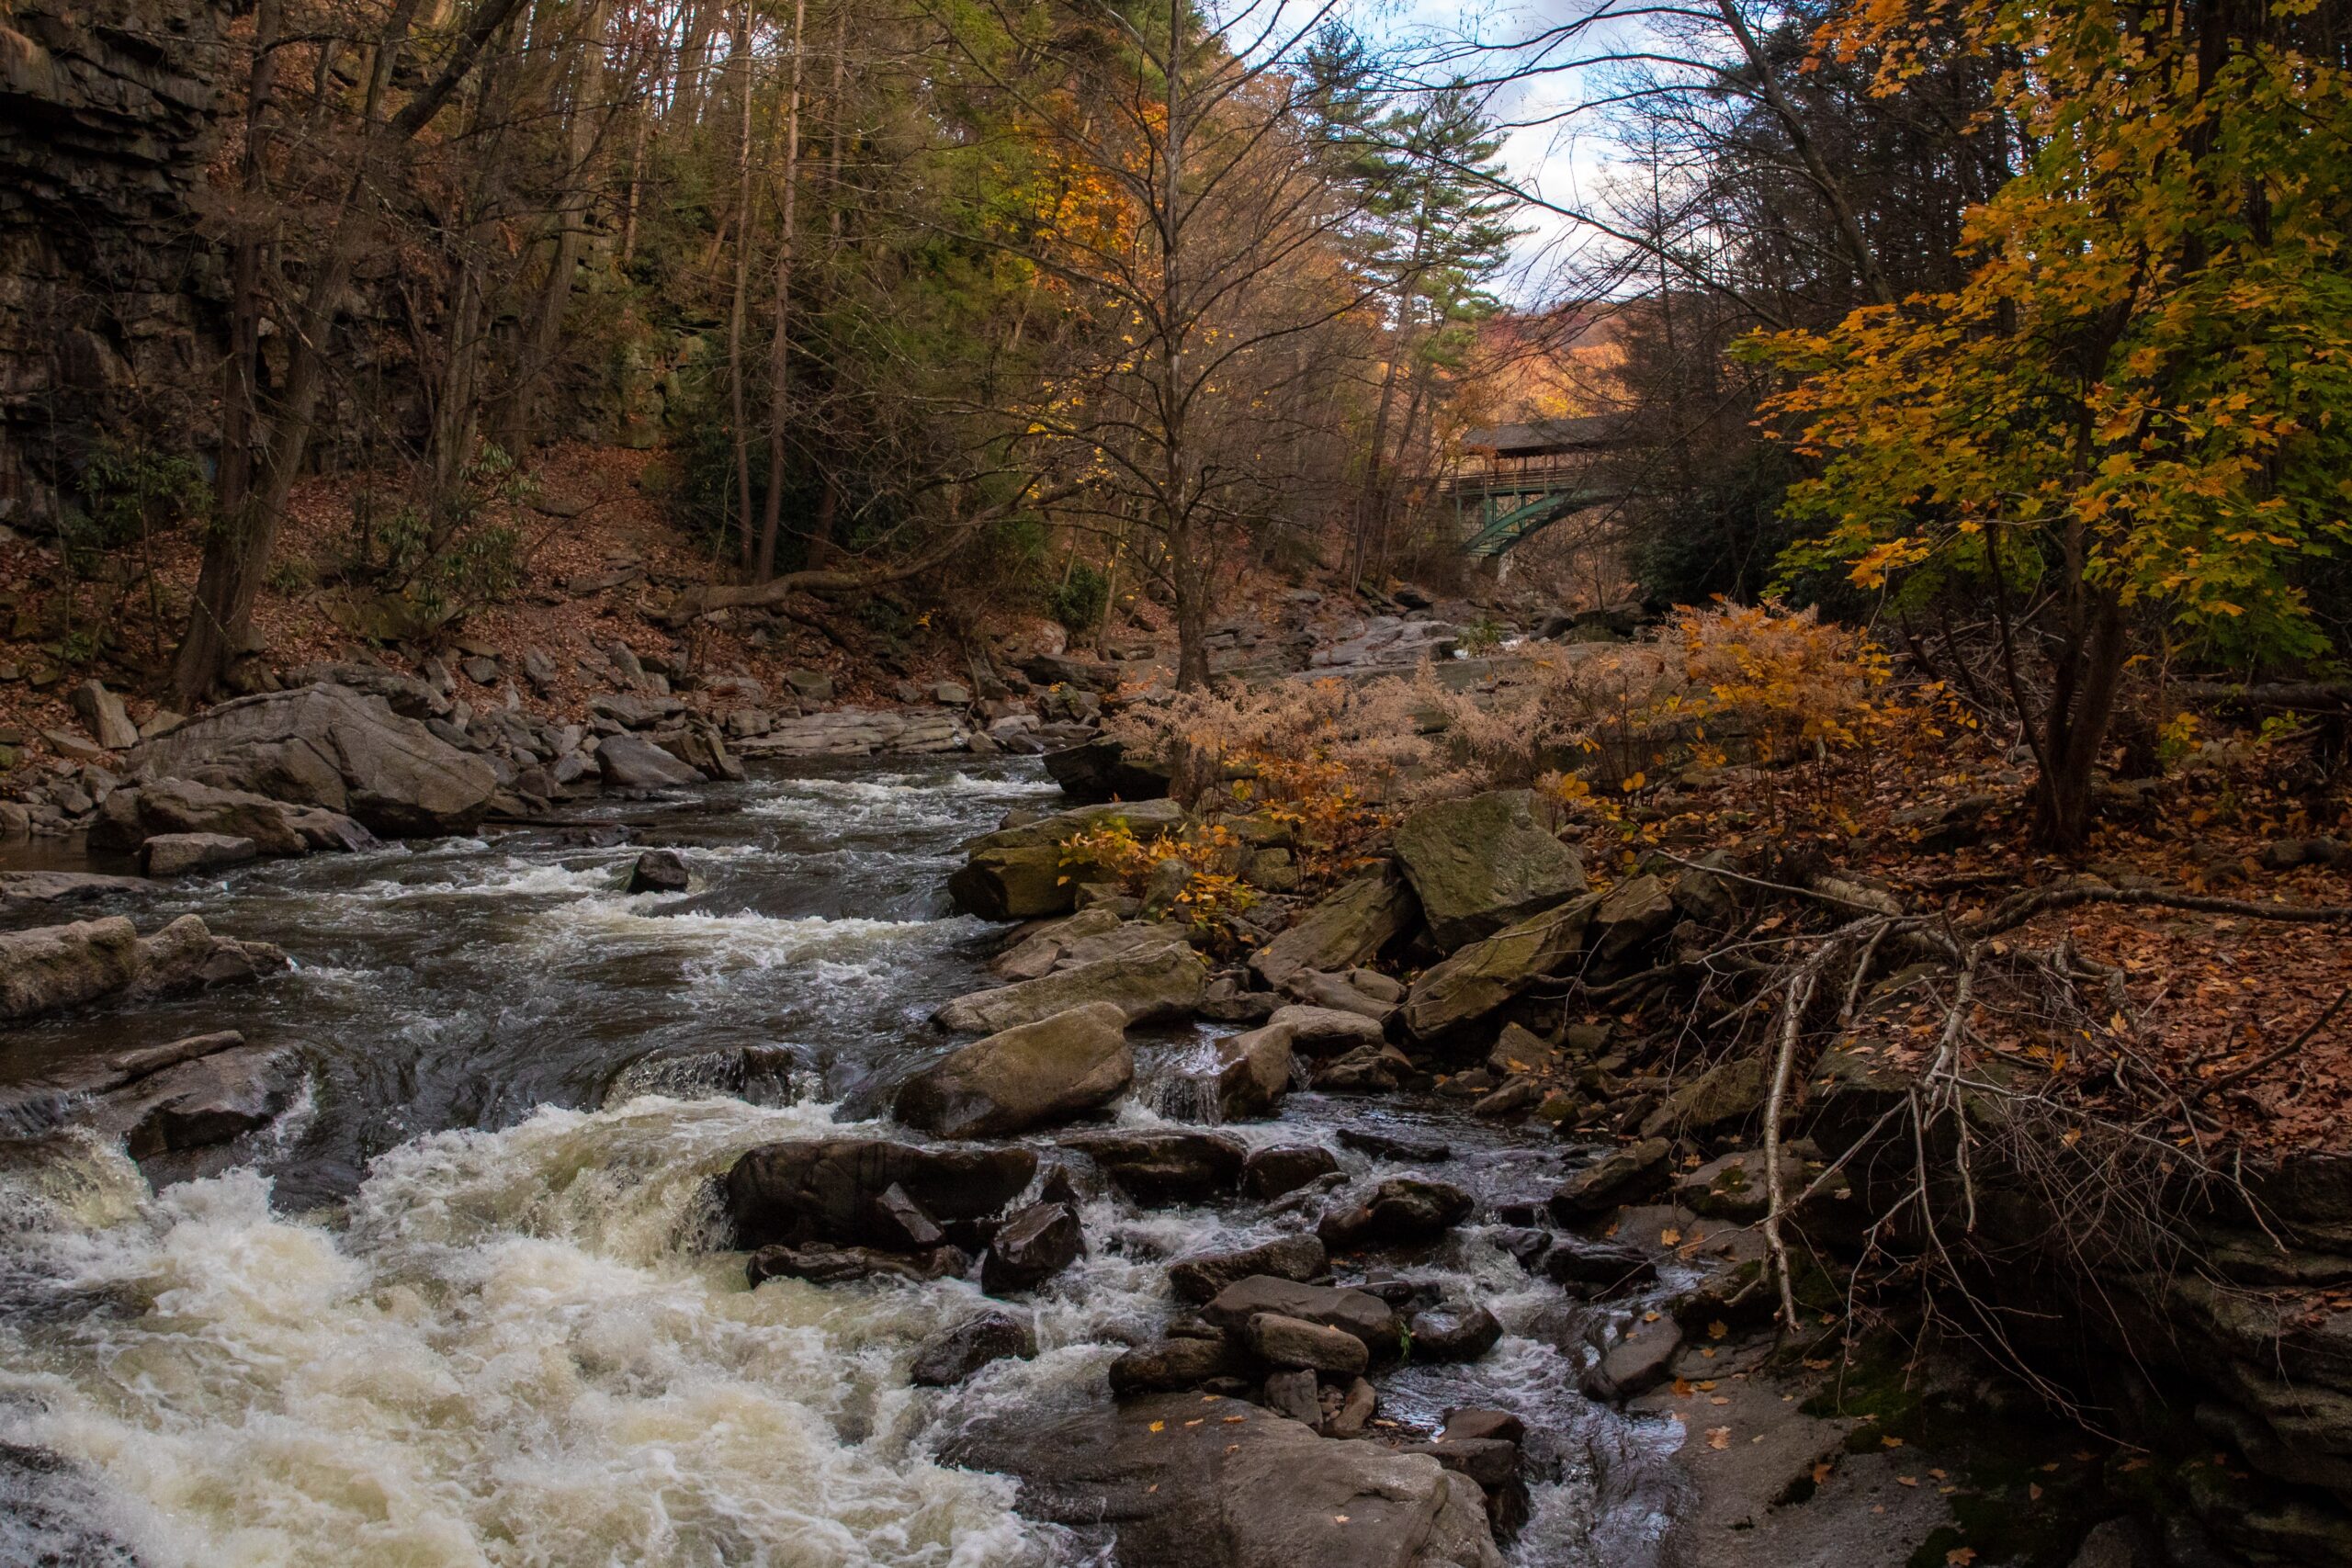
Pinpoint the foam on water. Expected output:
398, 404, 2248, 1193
0, 1104, 1049, 1568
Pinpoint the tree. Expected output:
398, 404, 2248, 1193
1754, 0, 2352, 848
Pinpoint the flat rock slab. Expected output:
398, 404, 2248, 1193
0, 873, 153, 905
948, 1392, 1501, 1568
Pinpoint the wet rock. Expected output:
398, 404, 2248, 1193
1391, 789, 1586, 952
1543, 1242, 1658, 1296
872, 1183, 948, 1249
1312, 1043, 1417, 1093
597, 731, 705, 789
1336, 1128, 1450, 1163
1241, 1144, 1340, 1200
1063, 1129, 1247, 1204
1549, 1138, 1671, 1218
1246, 1313, 1369, 1375
934, 943, 1206, 1033
982, 1201, 1085, 1294
92, 776, 374, 856
897, 1001, 1134, 1138
1109, 1334, 1245, 1394
1248, 870, 1419, 988
953, 1392, 1504, 1568
1317, 1179, 1475, 1253
1170, 1235, 1329, 1303
989, 908, 1122, 980
0, 871, 153, 905
911, 1309, 1038, 1386
102, 1041, 304, 1158
130, 682, 497, 836
129, 914, 288, 1001
1487, 1227, 1553, 1269
1396, 1437, 1519, 1491
0, 915, 284, 1023
1203, 1276, 1398, 1356
1442, 1410, 1526, 1445
626, 848, 691, 894
1470, 1078, 1542, 1119
1267, 1004, 1386, 1055
603, 1043, 804, 1107
1640, 1055, 1770, 1140
1582, 1314, 1682, 1402
947, 799, 1188, 919
723, 1138, 1038, 1250
746, 1242, 969, 1286
1210, 1021, 1295, 1121
140, 832, 256, 877
1041, 735, 1172, 803
1406, 1299, 1503, 1363
1400, 894, 1600, 1041
735, 708, 968, 759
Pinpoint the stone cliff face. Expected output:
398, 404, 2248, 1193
0, 0, 226, 527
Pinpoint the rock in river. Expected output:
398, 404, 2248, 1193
910, 1309, 1037, 1386
948, 798, 1187, 920
1248, 870, 1419, 989
723, 1138, 1037, 1250
1169, 1235, 1329, 1304
933, 942, 1205, 1033
0, 915, 288, 1024
895, 1002, 1134, 1137
948, 1392, 1502, 1568
981, 1201, 1085, 1294
129, 682, 497, 836
1062, 1129, 1247, 1205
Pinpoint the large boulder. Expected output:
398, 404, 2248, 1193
141, 832, 256, 877
896, 1002, 1135, 1137
1043, 736, 1173, 803
980, 1201, 1085, 1294
1390, 790, 1585, 952
1202, 1275, 1399, 1355
1249, 871, 1419, 988
129, 683, 498, 836
1639, 1055, 1770, 1139
596, 732, 705, 789
1063, 1129, 1247, 1204
995, 917, 1194, 982
910, 1310, 1037, 1387
948, 799, 1189, 920
934, 943, 1206, 1033
97, 1041, 305, 1158
90, 775, 375, 856
1317, 1179, 1475, 1253
0, 916, 286, 1023
950, 1393, 1502, 1568
1399, 893, 1600, 1041
1169, 1235, 1329, 1304
722, 1138, 1038, 1250
1209, 1021, 1295, 1121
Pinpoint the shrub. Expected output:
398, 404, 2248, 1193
1047, 558, 1110, 633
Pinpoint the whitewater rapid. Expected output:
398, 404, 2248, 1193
0, 759, 1673, 1565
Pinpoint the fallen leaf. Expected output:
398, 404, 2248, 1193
1707, 1320, 1729, 1340
1661, 1227, 1683, 1246
1882, 1436, 1905, 1449
1706, 1427, 1731, 1450
1947, 1551, 1977, 1566
1812, 1461, 1834, 1483
2030, 1483, 2043, 1501
1333, 1515, 1350, 1525
1148, 1421, 1165, 1434
1897, 1475, 1918, 1487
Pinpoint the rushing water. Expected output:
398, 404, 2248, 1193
0, 759, 1680, 1566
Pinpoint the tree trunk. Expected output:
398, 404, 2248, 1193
752, 0, 807, 582
724, 0, 756, 569
171, 0, 531, 705
499, 0, 609, 459
2034, 588, 2130, 852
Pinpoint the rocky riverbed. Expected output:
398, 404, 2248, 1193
3, 713, 2340, 1566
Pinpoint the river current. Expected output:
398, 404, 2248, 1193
0, 759, 1677, 1566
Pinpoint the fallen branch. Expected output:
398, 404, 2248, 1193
2189, 984, 2352, 1103
1972, 885, 2352, 940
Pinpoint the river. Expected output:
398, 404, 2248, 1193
0, 758, 1679, 1566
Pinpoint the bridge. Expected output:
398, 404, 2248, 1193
1442, 415, 1634, 558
